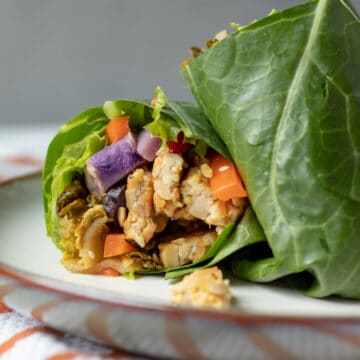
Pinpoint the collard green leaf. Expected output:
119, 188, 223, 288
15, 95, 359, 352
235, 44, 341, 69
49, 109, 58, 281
182, 0, 360, 298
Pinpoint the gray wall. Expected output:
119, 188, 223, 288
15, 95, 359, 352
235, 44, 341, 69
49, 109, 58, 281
0, 0, 358, 125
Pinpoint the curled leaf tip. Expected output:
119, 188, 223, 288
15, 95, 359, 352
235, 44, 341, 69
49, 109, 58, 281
152, 87, 168, 117
230, 22, 244, 31
103, 100, 125, 119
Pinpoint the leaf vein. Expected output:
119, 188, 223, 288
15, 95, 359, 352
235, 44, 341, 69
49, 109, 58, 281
269, 0, 327, 268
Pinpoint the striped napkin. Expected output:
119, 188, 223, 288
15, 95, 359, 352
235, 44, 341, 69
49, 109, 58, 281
0, 124, 146, 360
0, 303, 140, 359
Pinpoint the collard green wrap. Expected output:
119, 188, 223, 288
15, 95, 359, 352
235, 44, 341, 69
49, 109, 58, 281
43, 92, 253, 275
181, 0, 360, 298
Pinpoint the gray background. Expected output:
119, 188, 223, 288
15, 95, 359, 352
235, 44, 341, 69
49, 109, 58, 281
1, 0, 359, 125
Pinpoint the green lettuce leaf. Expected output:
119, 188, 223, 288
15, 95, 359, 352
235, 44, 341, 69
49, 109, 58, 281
145, 87, 196, 149
182, 0, 360, 298
42, 107, 109, 247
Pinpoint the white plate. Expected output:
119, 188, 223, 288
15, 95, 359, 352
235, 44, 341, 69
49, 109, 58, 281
1, 174, 360, 359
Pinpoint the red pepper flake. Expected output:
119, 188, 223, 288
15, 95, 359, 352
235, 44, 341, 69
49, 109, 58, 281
167, 132, 193, 153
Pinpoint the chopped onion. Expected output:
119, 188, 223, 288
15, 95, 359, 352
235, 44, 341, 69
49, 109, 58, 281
136, 129, 161, 161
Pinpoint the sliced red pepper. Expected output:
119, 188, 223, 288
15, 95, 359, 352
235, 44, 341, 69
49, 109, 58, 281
167, 132, 193, 153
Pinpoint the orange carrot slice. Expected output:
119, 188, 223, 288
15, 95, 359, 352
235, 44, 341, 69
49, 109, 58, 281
209, 153, 247, 201
105, 116, 130, 144
103, 233, 137, 258
98, 267, 119, 277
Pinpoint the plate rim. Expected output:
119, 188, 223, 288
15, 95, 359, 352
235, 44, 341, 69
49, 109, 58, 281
1, 172, 360, 325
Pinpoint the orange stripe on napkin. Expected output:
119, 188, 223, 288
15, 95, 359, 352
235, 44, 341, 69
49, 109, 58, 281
312, 324, 360, 348
31, 299, 66, 322
0, 326, 57, 354
1, 155, 43, 166
86, 311, 115, 346
0, 302, 10, 313
0, 285, 14, 314
47, 350, 82, 360
0, 284, 15, 301
86, 310, 117, 348
166, 317, 206, 360
47, 350, 127, 360
248, 329, 299, 360
86, 310, 134, 357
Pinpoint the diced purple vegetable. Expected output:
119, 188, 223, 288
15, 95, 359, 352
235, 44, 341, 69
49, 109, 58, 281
136, 129, 162, 161
85, 133, 144, 195
102, 183, 126, 218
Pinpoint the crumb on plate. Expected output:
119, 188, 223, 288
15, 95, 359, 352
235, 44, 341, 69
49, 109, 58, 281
169, 266, 231, 309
